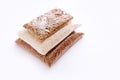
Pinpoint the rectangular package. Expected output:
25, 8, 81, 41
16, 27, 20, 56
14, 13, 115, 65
16, 8, 83, 67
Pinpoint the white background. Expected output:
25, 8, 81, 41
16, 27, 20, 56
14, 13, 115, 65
0, 0, 120, 80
